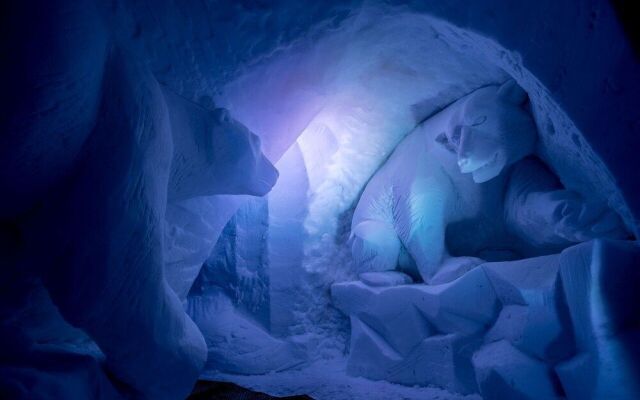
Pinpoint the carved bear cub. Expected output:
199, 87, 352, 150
351, 80, 627, 285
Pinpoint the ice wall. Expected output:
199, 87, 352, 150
2, 0, 639, 399
189, 4, 639, 399
198, 3, 636, 368
152, 0, 639, 313
159, 0, 637, 310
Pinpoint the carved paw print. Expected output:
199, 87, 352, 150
544, 190, 627, 242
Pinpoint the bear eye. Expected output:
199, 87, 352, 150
435, 132, 448, 145
471, 115, 487, 126
450, 126, 462, 145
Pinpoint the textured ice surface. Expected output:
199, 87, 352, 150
183, 6, 637, 393
556, 240, 640, 399
1, 10, 279, 397
27, 49, 207, 400
483, 255, 575, 362
3, 0, 640, 399
188, 291, 304, 375
331, 267, 498, 392
333, 267, 499, 336
472, 340, 561, 400
332, 240, 640, 398
186, 197, 308, 375
359, 271, 414, 287
164, 196, 236, 301
191, 196, 271, 327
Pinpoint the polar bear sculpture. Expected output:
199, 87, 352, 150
4, 45, 279, 399
351, 80, 626, 284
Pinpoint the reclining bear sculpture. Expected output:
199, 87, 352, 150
338, 80, 637, 399
351, 80, 627, 285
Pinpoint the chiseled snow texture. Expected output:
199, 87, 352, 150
349, 81, 533, 283
27, 49, 208, 400
192, 1, 638, 393
164, 196, 240, 301
0, 46, 207, 399
330, 239, 640, 399
472, 340, 560, 400
331, 269, 498, 395
187, 290, 305, 375
483, 256, 574, 363
168, 18, 640, 400
2, 1, 279, 398
3, 0, 640, 399
200, 4, 635, 377
186, 197, 308, 375
556, 240, 640, 399
359, 271, 414, 287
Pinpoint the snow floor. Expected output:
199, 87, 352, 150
203, 357, 481, 400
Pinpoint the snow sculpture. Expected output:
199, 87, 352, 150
187, 199, 305, 375
333, 239, 640, 399
25, 48, 206, 400
161, 85, 279, 303
351, 80, 627, 284
332, 266, 498, 394
482, 255, 574, 363
472, 340, 560, 399
555, 240, 640, 399
163, 88, 278, 201
2, 45, 278, 399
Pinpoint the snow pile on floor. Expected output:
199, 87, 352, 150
205, 358, 481, 400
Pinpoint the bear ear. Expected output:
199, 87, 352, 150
435, 132, 456, 153
498, 79, 527, 105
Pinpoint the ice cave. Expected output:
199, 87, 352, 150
2, 1, 640, 399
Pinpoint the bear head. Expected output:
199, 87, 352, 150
436, 79, 537, 183
165, 88, 279, 201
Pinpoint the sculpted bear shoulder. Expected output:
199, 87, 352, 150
26, 48, 205, 400
351, 80, 626, 285
15, 47, 279, 399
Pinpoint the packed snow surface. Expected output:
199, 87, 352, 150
205, 359, 481, 400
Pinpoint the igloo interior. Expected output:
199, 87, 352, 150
2, 1, 640, 399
